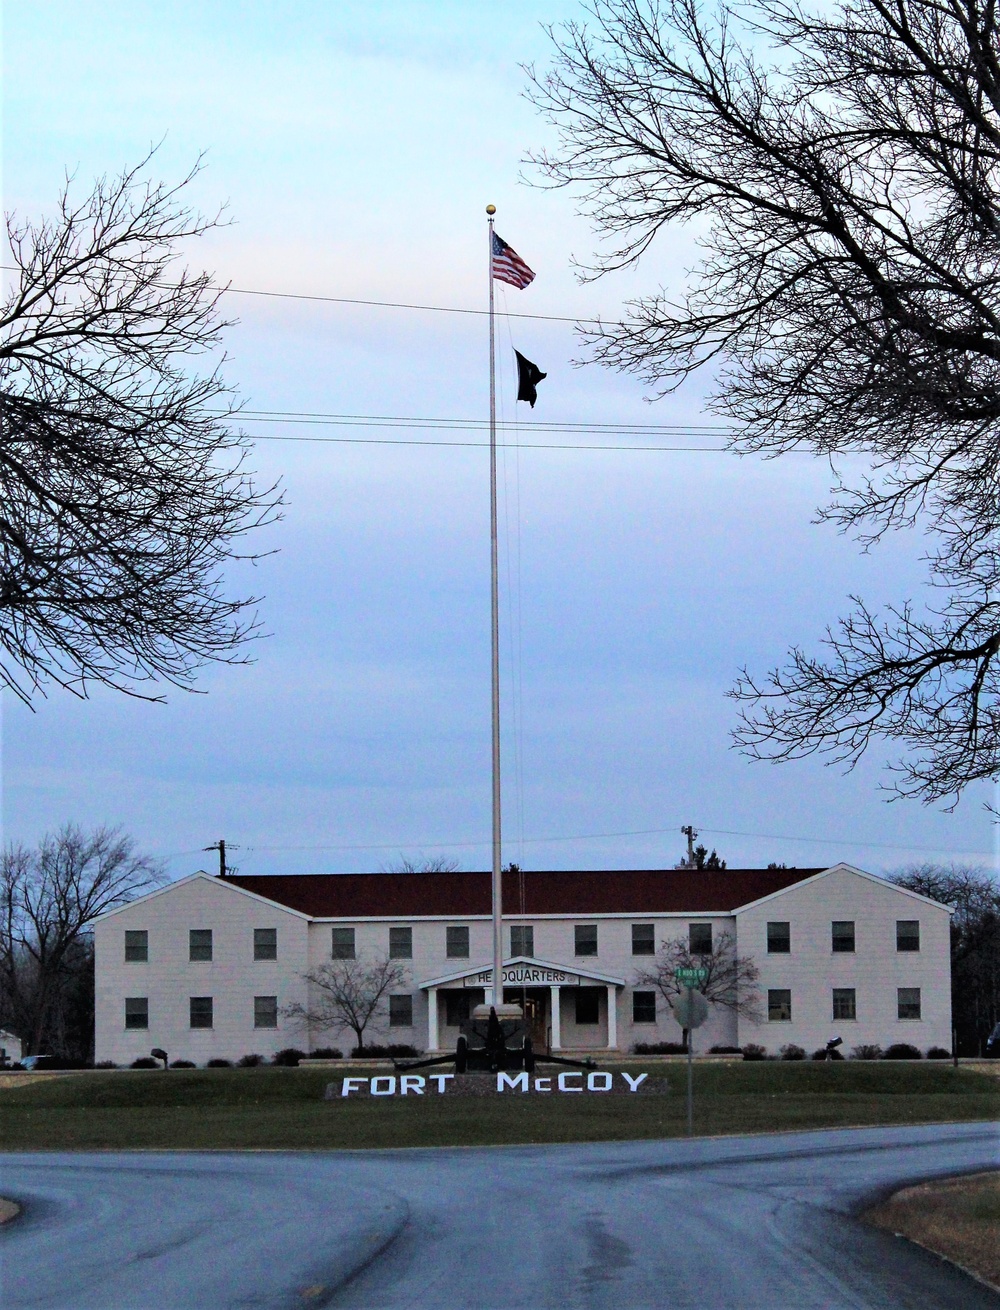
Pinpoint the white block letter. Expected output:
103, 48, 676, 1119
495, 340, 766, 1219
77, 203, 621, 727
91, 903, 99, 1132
621, 1072, 648, 1092
341, 1077, 368, 1097
400, 1075, 425, 1095
533, 1076, 551, 1092
558, 1072, 582, 1092
588, 1071, 613, 1092
370, 1075, 397, 1096
429, 1074, 454, 1093
497, 1071, 528, 1093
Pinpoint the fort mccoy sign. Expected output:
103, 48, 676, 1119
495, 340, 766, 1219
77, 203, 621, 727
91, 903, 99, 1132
327, 1072, 665, 1098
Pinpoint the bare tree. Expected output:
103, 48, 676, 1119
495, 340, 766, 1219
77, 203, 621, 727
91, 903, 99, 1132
635, 928, 761, 1046
0, 824, 165, 1055
282, 954, 410, 1053
380, 855, 462, 873
528, 0, 1000, 804
0, 151, 282, 705
890, 862, 1000, 1053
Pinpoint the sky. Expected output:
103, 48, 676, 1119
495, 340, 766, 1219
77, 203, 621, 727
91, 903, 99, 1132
1, 0, 996, 881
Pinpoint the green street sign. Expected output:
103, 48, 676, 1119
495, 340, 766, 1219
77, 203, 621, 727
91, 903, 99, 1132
674, 967, 708, 983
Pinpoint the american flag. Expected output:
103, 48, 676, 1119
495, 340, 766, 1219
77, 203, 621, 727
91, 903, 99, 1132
492, 231, 535, 289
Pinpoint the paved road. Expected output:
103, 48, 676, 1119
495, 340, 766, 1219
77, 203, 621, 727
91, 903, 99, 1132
1, 1122, 998, 1308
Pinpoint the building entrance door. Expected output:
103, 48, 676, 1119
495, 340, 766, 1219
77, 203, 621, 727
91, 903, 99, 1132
504, 987, 548, 1047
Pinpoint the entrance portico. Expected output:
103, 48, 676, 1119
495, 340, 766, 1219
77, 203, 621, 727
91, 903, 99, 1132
420, 956, 625, 1053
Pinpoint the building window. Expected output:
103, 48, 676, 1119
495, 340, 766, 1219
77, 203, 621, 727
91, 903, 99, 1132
575, 924, 598, 957
189, 929, 213, 962
254, 928, 277, 961
510, 925, 534, 957
445, 991, 479, 1027
389, 994, 413, 1027
331, 927, 355, 960
831, 921, 855, 953
190, 996, 213, 1028
632, 990, 656, 1024
389, 926, 412, 959
446, 926, 470, 958
689, 923, 712, 955
254, 995, 278, 1029
768, 989, 792, 1022
832, 988, 857, 1021
124, 930, 148, 963
896, 920, 920, 952
124, 997, 148, 1029
575, 988, 601, 1024
632, 924, 655, 955
766, 922, 790, 954
898, 987, 922, 1020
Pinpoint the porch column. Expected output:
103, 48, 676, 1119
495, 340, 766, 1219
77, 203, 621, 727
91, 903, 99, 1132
606, 985, 618, 1050
427, 987, 439, 1052
549, 985, 561, 1050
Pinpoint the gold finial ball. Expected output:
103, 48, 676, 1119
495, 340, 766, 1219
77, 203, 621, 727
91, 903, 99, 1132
486, 204, 496, 215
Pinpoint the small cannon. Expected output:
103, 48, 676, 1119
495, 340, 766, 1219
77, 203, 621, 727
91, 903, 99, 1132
394, 1006, 597, 1075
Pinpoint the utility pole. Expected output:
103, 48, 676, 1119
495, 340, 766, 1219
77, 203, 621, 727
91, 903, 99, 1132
203, 840, 231, 877
680, 825, 698, 869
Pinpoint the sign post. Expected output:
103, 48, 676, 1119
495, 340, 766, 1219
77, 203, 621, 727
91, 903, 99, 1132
671, 968, 709, 1134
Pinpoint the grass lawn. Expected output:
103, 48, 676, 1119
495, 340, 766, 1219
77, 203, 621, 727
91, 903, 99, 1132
866, 1170, 1000, 1290
0, 1061, 996, 1151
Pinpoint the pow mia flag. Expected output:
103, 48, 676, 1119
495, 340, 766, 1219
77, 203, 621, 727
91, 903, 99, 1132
514, 350, 547, 408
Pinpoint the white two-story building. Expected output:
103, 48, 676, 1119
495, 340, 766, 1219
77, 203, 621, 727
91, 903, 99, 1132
93, 863, 953, 1064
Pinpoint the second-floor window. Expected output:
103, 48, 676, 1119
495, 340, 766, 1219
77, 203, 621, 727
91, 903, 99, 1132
689, 923, 712, 955
124, 930, 148, 962
831, 921, 855, 953
389, 927, 413, 959
575, 924, 598, 956
896, 920, 920, 952
766, 922, 790, 954
510, 925, 533, 956
254, 928, 277, 961
446, 926, 470, 958
631, 924, 655, 955
189, 929, 213, 962
331, 927, 356, 959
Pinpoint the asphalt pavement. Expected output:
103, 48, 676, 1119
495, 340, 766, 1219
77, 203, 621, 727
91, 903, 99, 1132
1, 1121, 998, 1308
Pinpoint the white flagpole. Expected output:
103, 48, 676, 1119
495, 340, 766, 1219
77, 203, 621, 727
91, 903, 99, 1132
486, 204, 503, 1011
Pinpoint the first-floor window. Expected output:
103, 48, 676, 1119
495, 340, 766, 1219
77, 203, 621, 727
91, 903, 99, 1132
190, 996, 213, 1028
124, 997, 148, 1029
897, 987, 922, 1020
445, 991, 478, 1027
575, 988, 601, 1025
632, 990, 656, 1024
389, 994, 413, 1027
510, 924, 534, 957
768, 989, 792, 1022
832, 988, 857, 1021
331, 927, 355, 959
254, 995, 278, 1029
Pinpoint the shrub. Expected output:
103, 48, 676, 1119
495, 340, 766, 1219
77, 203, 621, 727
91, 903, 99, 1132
851, 1044, 883, 1061
93, 1060, 118, 1069
708, 1045, 743, 1054
309, 1047, 343, 1059
206, 1057, 232, 1068
742, 1043, 768, 1061
350, 1043, 421, 1059
883, 1043, 922, 1060
780, 1044, 806, 1061
130, 1056, 159, 1069
169, 1059, 196, 1068
926, 1046, 952, 1060
632, 1041, 688, 1055
272, 1047, 307, 1067
236, 1053, 265, 1067
811, 1048, 844, 1060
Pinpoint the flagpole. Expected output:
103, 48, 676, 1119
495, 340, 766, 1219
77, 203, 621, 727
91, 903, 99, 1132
485, 204, 504, 1012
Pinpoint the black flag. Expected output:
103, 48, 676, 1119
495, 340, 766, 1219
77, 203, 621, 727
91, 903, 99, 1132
514, 350, 547, 408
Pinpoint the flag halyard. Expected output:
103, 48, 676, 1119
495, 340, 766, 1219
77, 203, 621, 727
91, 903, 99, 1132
491, 232, 535, 289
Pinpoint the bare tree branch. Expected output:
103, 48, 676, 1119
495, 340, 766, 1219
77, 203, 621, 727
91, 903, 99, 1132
282, 954, 410, 1052
635, 928, 761, 1045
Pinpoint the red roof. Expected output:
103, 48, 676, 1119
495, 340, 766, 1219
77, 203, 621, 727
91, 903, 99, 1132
221, 867, 819, 918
